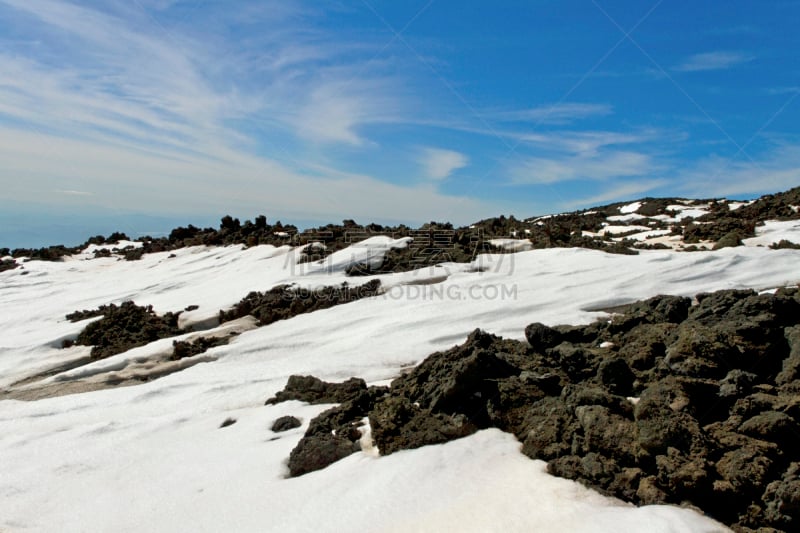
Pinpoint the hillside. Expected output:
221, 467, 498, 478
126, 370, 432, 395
1, 187, 800, 532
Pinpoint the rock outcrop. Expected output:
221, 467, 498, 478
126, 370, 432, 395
269, 286, 800, 531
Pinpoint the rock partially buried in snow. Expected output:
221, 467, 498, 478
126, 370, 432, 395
271, 416, 302, 432
268, 287, 800, 531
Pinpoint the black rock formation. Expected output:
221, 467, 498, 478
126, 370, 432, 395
268, 286, 800, 531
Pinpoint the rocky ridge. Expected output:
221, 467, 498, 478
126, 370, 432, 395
5, 186, 799, 274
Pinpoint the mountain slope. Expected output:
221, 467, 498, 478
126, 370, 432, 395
1, 189, 799, 532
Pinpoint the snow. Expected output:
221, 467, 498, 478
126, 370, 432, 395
2, 229, 800, 532
489, 238, 533, 252
584, 225, 651, 237
623, 229, 673, 241
607, 213, 647, 222
644, 204, 711, 224
619, 201, 642, 214
743, 220, 800, 247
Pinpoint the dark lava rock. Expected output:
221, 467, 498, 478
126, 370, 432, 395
525, 322, 563, 350
266, 375, 367, 405
597, 358, 635, 396
776, 326, 800, 386
219, 417, 236, 428
713, 230, 743, 250
221, 279, 382, 326
574, 405, 639, 463
617, 322, 676, 371
271, 416, 302, 432
171, 335, 232, 360
288, 433, 361, 477
70, 301, 184, 359
286, 385, 388, 476
369, 396, 478, 455
739, 411, 800, 449
763, 463, 800, 528
386, 329, 519, 422
0, 258, 19, 272
268, 287, 800, 531
719, 369, 759, 399
519, 397, 576, 461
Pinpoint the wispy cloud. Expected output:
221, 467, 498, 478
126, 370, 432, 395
674, 51, 754, 72
516, 129, 663, 156
676, 142, 800, 198
419, 148, 469, 180
0, 0, 504, 225
509, 150, 655, 185
0, 126, 499, 224
506, 128, 666, 186
493, 103, 613, 125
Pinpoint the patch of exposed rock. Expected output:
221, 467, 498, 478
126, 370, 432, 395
219, 279, 382, 326
67, 301, 184, 359
269, 286, 800, 531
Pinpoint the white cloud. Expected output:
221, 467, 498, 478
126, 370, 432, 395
419, 148, 469, 180
509, 150, 655, 185
493, 103, 613, 125
674, 51, 754, 72
516, 130, 662, 156
676, 143, 800, 198
0, 126, 498, 226
0, 0, 504, 226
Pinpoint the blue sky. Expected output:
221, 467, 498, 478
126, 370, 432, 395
1, 0, 799, 248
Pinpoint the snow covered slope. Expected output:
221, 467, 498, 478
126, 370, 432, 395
1, 221, 799, 532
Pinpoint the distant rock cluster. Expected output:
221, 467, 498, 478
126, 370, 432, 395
5, 186, 798, 273
269, 286, 800, 531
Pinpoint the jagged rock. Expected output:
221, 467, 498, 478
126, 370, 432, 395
763, 463, 800, 528
607, 295, 691, 335
520, 397, 576, 460
221, 280, 382, 326
267, 287, 800, 531
690, 289, 757, 322
719, 369, 759, 399
617, 322, 676, 370
525, 322, 563, 350
636, 475, 669, 505
386, 329, 518, 424
739, 411, 800, 448
776, 326, 800, 385
714, 435, 777, 499
369, 396, 477, 455
548, 453, 621, 489
597, 358, 635, 396
486, 375, 554, 434
634, 379, 707, 455
70, 301, 184, 359
549, 343, 595, 380
288, 433, 360, 477
664, 322, 737, 378
271, 416, 301, 432
265, 375, 367, 405
286, 386, 387, 476
654, 447, 711, 501
574, 405, 638, 463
